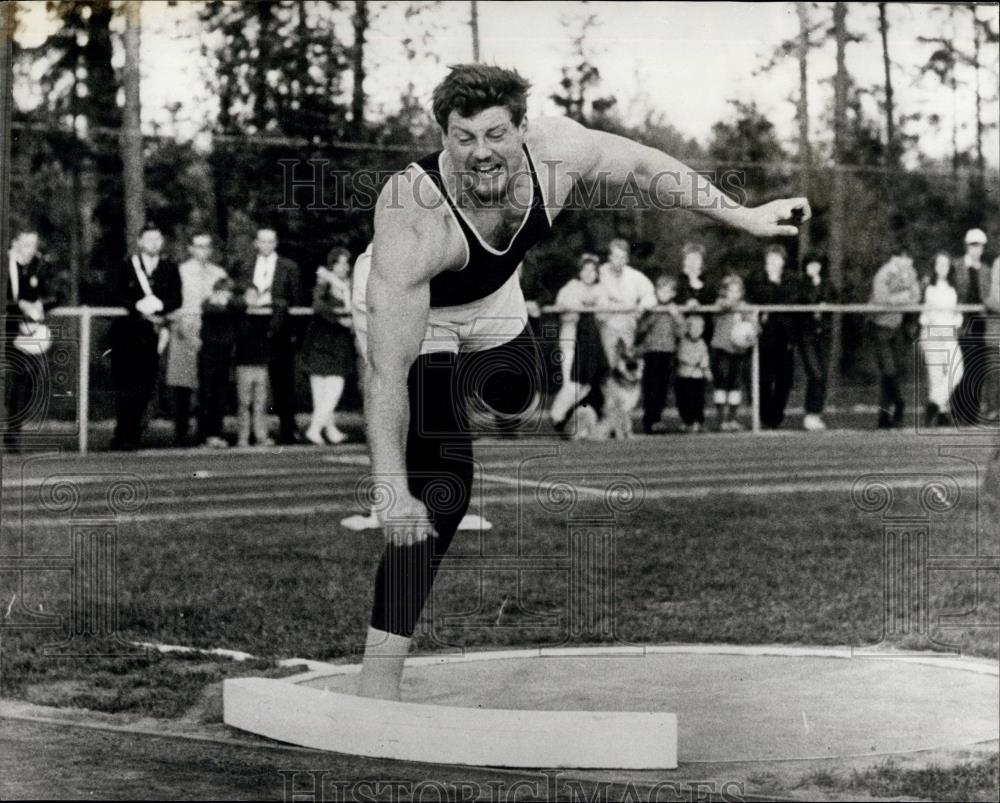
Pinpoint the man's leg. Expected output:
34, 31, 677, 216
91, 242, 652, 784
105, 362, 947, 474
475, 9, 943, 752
873, 325, 897, 427
800, 338, 822, 415
953, 318, 988, 425
173, 386, 191, 445
361, 350, 473, 700
758, 344, 777, 428
268, 340, 298, 441
642, 352, 668, 432
4, 353, 43, 450
773, 343, 795, 428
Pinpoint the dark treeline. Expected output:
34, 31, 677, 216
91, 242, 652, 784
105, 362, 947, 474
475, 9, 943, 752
8, 1, 999, 380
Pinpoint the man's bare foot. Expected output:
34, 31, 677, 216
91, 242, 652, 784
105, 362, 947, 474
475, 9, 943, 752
358, 626, 411, 701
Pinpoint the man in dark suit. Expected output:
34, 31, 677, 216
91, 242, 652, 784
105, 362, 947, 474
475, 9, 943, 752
4, 231, 62, 451
109, 222, 182, 450
951, 228, 997, 426
233, 227, 302, 444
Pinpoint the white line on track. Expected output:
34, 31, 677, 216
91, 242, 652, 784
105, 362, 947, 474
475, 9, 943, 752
5, 475, 980, 528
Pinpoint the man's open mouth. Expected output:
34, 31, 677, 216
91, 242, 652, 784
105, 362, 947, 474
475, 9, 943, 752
474, 163, 504, 177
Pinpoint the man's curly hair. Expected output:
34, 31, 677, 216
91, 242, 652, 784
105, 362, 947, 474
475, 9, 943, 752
432, 64, 531, 131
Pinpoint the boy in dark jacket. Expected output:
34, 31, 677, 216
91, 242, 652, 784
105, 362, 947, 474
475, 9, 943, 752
636, 274, 685, 433
234, 284, 273, 446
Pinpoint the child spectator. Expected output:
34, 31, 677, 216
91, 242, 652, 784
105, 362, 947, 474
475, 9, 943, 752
710, 274, 755, 431
918, 251, 964, 427
675, 314, 712, 432
197, 276, 238, 448
797, 253, 837, 431
636, 274, 684, 433
234, 284, 273, 447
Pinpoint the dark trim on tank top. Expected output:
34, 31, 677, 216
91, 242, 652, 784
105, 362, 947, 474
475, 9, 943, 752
408, 162, 472, 272
435, 145, 536, 257
522, 143, 554, 228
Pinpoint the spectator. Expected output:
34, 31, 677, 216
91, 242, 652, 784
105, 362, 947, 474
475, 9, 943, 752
198, 276, 239, 448
710, 274, 755, 431
596, 238, 656, 368
676, 242, 715, 342
918, 252, 963, 427
5, 231, 61, 452
952, 229, 997, 425
550, 253, 609, 429
109, 222, 182, 451
869, 241, 921, 429
676, 242, 713, 307
797, 253, 837, 432
234, 284, 272, 447
636, 274, 684, 433
675, 314, 712, 432
746, 244, 798, 429
167, 233, 226, 446
302, 247, 355, 445
234, 228, 302, 444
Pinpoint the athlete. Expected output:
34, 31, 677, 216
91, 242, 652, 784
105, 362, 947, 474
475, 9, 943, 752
354, 64, 810, 700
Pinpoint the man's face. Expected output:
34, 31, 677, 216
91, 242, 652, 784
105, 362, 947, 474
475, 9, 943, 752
255, 230, 278, 257
190, 236, 212, 263
966, 243, 985, 261
139, 230, 164, 257
893, 253, 913, 272
805, 261, 822, 280
13, 233, 39, 263
682, 252, 703, 276
442, 106, 526, 202
608, 245, 629, 271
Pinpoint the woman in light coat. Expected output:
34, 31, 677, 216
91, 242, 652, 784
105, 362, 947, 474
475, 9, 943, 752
919, 251, 964, 427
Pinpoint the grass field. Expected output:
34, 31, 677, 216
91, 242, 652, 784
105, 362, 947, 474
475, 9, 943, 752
1, 430, 998, 799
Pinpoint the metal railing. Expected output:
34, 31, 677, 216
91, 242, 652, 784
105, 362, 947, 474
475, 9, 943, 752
40, 302, 991, 453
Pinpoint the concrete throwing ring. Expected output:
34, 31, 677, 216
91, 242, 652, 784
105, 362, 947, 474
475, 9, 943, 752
223, 645, 998, 769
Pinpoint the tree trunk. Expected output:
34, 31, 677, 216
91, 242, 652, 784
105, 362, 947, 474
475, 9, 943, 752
970, 3, 985, 205
121, 0, 144, 249
470, 0, 480, 62
830, 2, 848, 380
878, 2, 897, 166
1, 2, 14, 418
351, 0, 368, 140
796, 2, 811, 256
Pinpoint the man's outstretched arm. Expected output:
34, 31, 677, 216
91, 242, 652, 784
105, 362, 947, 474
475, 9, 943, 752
536, 116, 810, 237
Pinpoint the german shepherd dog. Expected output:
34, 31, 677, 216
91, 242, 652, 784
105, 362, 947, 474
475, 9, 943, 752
598, 339, 644, 439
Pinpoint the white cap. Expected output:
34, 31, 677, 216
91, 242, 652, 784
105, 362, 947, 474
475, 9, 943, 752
964, 228, 987, 245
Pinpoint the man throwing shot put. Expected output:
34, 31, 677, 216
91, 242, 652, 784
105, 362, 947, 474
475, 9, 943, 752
354, 64, 810, 700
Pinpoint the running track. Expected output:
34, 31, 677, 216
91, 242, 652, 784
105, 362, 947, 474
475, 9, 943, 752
1, 430, 992, 529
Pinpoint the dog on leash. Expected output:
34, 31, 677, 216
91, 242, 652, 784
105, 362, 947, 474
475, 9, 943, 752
598, 339, 644, 439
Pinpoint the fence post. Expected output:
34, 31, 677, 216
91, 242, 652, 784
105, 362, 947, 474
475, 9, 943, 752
750, 336, 761, 433
78, 308, 91, 454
